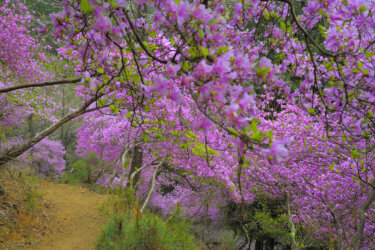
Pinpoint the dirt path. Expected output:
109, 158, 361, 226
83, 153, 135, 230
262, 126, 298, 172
32, 181, 109, 250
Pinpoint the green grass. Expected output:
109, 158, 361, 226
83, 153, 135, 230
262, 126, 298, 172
23, 174, 40, 187
97, 212, 197, 250
97, 189, 197, 250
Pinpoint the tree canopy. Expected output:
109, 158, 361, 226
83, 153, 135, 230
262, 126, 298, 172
1, 0, 375, 249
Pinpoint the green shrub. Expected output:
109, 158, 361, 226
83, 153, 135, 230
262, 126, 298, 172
59, 159, 92, 184
23, 172, 40, 187
24, 189, 42, 212
218, 234, 238, 250
97, 210, 197, 250
99, 188, 138, 217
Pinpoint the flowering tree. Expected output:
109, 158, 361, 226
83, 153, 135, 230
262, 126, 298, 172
0, 0, 104, 166
1, 0, 375, 248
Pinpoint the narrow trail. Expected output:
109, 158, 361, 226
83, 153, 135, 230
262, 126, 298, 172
32, 181, 109, 250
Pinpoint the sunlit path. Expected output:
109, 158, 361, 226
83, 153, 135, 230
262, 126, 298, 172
32, 181, 108, 250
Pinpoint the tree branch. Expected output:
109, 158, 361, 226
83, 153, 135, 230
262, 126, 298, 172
122, 9, 168, 64
278, 0, 336, 58
287, 192, 298, 250
0, 78, 82, 94
140, 150, 169, 213
187, 189, 212, 221
0, 93, 104, 166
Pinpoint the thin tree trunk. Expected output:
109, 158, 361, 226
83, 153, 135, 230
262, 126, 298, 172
187, 189, 212, 221
330, 212, 343, 250
140, 165, 159, 213
108, 143, 139, 187
92, 141, 133, 184
287, 193, 298, 250
128, 161, 155, 190
27, 114, 35, 139
60, 86, 65, 141
108, 150, 126, 187
140, 151, 168, 213
126, 145, 143, 190
353, 187, 375, 250
119, 151, 130, 187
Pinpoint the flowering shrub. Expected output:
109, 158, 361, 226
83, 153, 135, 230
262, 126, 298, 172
26, 138, 66, 179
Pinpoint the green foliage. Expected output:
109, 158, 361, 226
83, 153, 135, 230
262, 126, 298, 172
256, 65, 271, 79
59, 159, 92, 184
223, 197, 326, 248
97, 210, 197, 250
87, 183, 108, 194
100, 189, 138, 217
218, 234, 237, 250
23, 173, 40, 187
80, 0, 93, 13
24, 189, 42, 212
98, 189, 197, 250
58, 157, 108, 193
247, 211, 290, 245
223, 198, 291, 246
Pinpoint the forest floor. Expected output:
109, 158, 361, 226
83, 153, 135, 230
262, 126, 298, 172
0, 172, 109, 250
31, 180, 109, 250
0, 173, 235, 250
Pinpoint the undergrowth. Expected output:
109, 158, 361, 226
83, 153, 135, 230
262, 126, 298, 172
59, 159, 91, 184
97, 189, 198, 250
0, 168, 48, 248
59, 159, 107, 194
